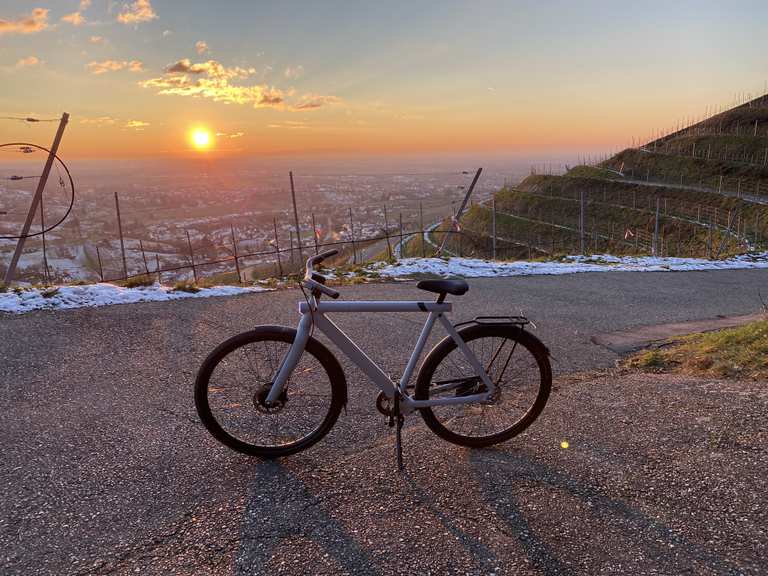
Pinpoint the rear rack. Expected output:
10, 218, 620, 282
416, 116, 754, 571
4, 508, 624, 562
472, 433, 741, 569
454, 315, 531, 328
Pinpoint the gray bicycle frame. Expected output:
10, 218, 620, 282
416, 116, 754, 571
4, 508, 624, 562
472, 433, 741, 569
265, 299, 496, 414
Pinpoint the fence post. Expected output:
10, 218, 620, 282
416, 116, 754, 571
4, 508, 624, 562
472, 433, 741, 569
96, 246, 104, 282
230, 224, 241, 283
398, 212, 404, 259
39, 191, 50, 285
115, 192, 128, 280
383, 205, 393, 260
311, 212, 319, 254
419, 201, 426, 258
155, 254, 161, 284
653, 196, 660, 256
349, 208, 357, 265
185, 229, 198, 283
579, 190, 586, 254
137, 239, 150, 275
491, 194, 497, 259
272, 217, 283, 276
289, 231, 295, 266
289, 171, 303, 267
707, 218, 713, 259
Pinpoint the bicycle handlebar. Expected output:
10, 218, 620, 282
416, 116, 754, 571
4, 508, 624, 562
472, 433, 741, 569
303, 249, 340, 299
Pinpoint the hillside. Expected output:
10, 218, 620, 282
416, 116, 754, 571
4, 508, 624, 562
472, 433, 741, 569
457, 93, 768, 260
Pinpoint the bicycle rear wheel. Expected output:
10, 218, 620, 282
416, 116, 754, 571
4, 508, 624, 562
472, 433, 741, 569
194, 326, 346, 458
415, 323, 551, 448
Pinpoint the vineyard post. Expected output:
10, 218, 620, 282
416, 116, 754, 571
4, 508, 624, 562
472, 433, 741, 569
419, 201, 426, 258
579, 190, 586, 254
185, 229, 197, 283
230, 224, 241, 283
155, 254, 161, 284
383, 205, 393, 260
653, 196, 660, 256
289, 171, 303, 267
39, 190, 50, 285
96, 246, 104, 282
491, 194, 497, 259
115, 192, 128, 280
272, 217, 283, 276
348, 208, 357, 264
311, 213, 319, 254
398, 212, 404, 259
139, 239, 150, 274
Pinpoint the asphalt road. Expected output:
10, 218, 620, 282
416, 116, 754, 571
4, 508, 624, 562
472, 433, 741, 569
1, 269, 767, 575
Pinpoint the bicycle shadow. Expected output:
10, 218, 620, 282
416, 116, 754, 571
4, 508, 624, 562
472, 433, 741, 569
235, 459, 383, 576
467, 449, 739, 575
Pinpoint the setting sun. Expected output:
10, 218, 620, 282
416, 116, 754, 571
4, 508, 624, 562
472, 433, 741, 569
190, 128, 212, 151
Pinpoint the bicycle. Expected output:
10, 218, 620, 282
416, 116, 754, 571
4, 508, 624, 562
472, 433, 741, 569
195, 249, 552, 468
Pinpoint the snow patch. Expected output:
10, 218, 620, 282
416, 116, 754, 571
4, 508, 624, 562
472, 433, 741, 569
368, 253, 768, 278
0, 283, 272, 314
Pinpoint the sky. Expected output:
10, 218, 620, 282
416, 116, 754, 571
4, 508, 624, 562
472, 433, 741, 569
1, 0, 767, 159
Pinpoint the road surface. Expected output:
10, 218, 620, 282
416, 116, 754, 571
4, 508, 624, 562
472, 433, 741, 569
1, 268, 766, 575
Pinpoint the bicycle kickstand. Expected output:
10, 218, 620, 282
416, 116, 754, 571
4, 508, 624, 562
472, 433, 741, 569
392, 392, 405, 471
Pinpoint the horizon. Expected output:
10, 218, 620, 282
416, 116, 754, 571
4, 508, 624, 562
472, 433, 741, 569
2, 1, 768, 161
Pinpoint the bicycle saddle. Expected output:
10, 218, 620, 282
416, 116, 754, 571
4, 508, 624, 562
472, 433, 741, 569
416, 279, 469, 296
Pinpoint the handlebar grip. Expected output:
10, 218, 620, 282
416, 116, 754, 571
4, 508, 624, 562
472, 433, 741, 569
310, 249, 338, 265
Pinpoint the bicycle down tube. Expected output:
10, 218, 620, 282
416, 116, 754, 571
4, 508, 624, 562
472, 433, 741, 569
266, 300, 497, 410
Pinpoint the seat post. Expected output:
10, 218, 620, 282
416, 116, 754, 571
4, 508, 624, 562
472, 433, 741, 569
436, 292, 446, 304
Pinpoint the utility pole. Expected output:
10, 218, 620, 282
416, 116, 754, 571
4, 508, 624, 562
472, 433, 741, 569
4, 113, 69, 284
289, 171, 303, 268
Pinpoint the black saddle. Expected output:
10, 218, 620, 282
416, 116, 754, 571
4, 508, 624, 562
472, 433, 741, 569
416, 279, 469, 296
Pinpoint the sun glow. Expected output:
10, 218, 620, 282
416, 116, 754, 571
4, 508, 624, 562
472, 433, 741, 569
190, 128, 212, 151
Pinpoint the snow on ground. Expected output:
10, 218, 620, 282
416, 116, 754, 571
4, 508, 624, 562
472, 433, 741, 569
369, 253, 768, 278
0, 283, 271, 314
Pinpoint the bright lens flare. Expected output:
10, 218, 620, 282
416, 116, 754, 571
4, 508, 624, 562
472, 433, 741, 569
190, 128, 212, 150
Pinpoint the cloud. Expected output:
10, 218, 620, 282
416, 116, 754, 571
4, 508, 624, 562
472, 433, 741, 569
15, 56, 42, 69
88, 59, 144, 74
0, 8, 49, 35
215, 131, 245, 139
293, 94, 342, 110
117, 0, 157, 25
142, 57, 340, 112
195, 40, 208, 55
125, 120, 150, 130
80, 116, 117, 126
268, 121, 309, 130
284, 65, 304, 80
162, 29, 172, 37
89, 35, 105, 44
61, 11, 86, 26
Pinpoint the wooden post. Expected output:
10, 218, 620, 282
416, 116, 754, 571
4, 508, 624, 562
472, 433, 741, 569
139, 240, 150, 275
155, 253, 161, 284
419, 201, 426, 258
579, 190, 586, 254
383, 205, 393, 260
311, 213, 319, 254
653, 196, 660, 256
39, 190, 50, 285
438, 167, 482, 255
230, 224, 241, 283
115, 192, 128, 279
348, 208, 357, 264
398, 212, 404, 259
4, 113, 69, 284
273, 217, 283, 276
491, 194, 497, 259
185, 229, 197, 283
96, 246, 104, 282
289, 171, 303, 266
289, 231, 295, 266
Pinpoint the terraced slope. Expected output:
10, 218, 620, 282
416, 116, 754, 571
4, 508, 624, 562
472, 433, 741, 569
458, 94, 768, 260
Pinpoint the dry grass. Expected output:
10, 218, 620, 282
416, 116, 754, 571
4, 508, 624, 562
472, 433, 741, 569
626, 318, 768, 379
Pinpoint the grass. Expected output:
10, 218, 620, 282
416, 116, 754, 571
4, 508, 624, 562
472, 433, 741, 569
626, 318, 768, 379
121, 275, 155, 289
172, 281, 201, 293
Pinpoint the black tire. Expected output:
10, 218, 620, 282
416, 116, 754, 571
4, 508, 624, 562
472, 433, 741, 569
194, 326, 347, 458
415, 323, 551, 448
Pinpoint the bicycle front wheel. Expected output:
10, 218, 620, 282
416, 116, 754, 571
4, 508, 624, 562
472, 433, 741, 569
194, 326, 346, 458
415, 323, 551, 448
